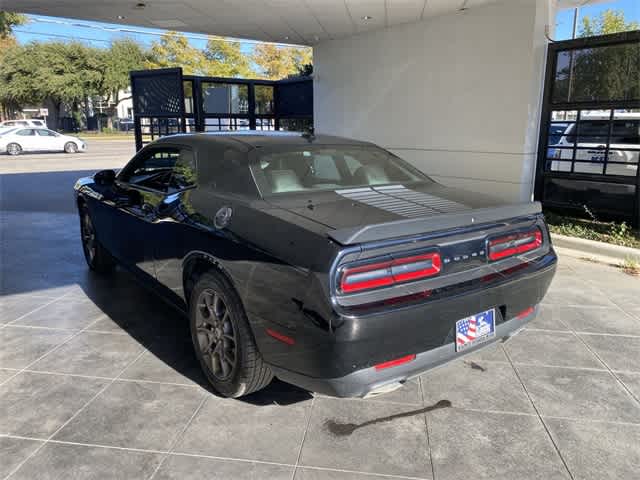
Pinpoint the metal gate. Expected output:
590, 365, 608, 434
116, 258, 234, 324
130, 67, 314, 151
535, 30, 640, 227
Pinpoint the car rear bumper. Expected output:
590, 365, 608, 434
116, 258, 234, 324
271, 307, 536, 398
266, 250, 556, 397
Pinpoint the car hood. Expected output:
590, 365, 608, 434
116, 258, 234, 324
265, 182, 506, 231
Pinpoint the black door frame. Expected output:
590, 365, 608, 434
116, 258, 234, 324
535, 30, 640, 227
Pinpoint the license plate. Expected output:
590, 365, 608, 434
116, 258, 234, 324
455, 308, 496, 352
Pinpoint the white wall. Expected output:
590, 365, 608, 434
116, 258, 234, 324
314, 0, 553, 202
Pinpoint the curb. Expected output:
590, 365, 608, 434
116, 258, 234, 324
551, 233, 640, 265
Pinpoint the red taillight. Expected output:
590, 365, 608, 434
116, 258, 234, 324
488, 228, 542, 262
339, 252, 441, 294
374, 354, 416, 371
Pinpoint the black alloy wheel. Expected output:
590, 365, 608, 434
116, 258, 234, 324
79, 206, 115, 273
195, 288, 238, 381
190, 272, 273, 397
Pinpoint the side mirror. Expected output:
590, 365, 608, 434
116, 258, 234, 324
94, 169, 116, 186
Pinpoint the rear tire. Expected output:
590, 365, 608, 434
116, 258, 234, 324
190, 272, 273, 397
6, 143, 21, 155
64, 142, 78, 154
79, 204, 115, 274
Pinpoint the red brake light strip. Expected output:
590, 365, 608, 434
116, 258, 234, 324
488, 229, 542, 262
340, 252, 441, 294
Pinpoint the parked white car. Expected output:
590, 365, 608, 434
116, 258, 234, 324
0, 128, 86, 155
0, 119, 47, 129
550, 113, 639, 176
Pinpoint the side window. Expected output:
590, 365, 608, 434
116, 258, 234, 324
121, 147, 196, 193
16, 129, 35, 136
36, 129, 55, 136
168, 148, 197, 192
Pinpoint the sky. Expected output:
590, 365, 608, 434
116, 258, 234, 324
12, 0, 640, 49
12, 15, 255, 54
554, 0, 639, 39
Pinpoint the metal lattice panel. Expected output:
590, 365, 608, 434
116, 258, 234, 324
131, 69, 185, 116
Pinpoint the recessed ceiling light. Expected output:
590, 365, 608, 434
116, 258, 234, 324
117, 15, 126, 20
284, 36, 289, 40
361, 15, 373, 21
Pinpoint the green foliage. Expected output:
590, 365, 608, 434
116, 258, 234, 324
102, 39, 148, 101
204, 38, 253, 77
0, 11, 27, 38
579, 9, 640, 37
554, 10, 639, 103
620, 257, 640, 276
145, 32, 211, 76
0, 41, 101, 106
544, 210, 640, 249
0, 27, 313, 124
252, 43, 312, 80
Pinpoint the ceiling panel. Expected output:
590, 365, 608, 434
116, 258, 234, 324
345, 0, 386, 32
423, 0, 466, 18
6, 0, 525, 45
304, 0, 355, 38
386, 0, 426, 26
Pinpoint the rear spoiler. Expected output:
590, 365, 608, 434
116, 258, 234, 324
327, 202, 542, 245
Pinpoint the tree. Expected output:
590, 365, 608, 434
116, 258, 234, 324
97, 39, 148, 126
204, 38, 253, 77
578, 9, 640, 37
0, 41, 105, 129
0, 12, 28, 120
252, 44, 312, 80
0, 11, 27, 38
554, 10, 639, 103
145, 32, 211, 76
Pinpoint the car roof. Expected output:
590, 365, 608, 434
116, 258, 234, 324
154, 131, 374, 152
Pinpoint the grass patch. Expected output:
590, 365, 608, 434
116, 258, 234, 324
620, 257, 640, 276
544, 210, 640, 249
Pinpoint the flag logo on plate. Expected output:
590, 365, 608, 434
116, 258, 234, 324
455, 309, 495, 351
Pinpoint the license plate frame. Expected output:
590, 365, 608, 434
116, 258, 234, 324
455, 308, 496, 352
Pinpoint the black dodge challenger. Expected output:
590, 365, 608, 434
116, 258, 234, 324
74, 131, 557, 398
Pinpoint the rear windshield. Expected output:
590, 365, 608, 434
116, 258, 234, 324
250, 145, 429, 195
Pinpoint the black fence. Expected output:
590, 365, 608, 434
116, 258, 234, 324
130, 68, 313, 151
535, 30, 640, 227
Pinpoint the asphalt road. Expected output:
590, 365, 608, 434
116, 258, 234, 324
0, 139, 135, 214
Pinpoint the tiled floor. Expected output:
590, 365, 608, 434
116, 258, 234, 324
2, 174, 640, 479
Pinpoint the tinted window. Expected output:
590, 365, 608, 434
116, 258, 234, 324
121, 147, 197, 193
32, 121, 44, 126
552, 42, 640, 103
251, 146, 428, 195
16, 129, 35, 136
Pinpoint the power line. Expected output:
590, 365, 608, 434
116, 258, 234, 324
13, 29, 121, 45
28, 16, 307, 48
